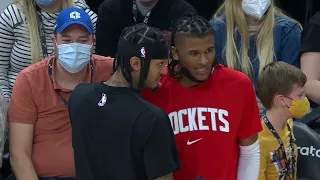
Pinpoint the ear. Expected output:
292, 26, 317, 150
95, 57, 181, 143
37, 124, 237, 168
52, 35, 58, 54
171, 46, 179, 61
93, 36, 96, 43
129, 57, 141, 71
274, 94, 286, 107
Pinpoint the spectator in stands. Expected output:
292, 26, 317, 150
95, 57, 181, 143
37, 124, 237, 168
257, 61, 309, 180
0, 89, 7, 170
0, 0, 97, 100
7, 8, 113, 180
95, 0, 196, 57
210, 0, 301, 114
142, 15, 261, 180
301, 12, 320, 107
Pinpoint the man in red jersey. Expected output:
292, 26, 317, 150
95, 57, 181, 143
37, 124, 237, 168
142, 15, 262, 180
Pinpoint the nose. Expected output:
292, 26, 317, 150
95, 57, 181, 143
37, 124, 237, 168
198, 54, 209, 65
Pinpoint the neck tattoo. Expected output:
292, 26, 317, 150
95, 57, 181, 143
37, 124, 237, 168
105, 72, 131, 87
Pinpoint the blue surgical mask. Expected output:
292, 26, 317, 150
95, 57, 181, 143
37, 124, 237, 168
34, 0, 56, 6
57, 42, 92, 73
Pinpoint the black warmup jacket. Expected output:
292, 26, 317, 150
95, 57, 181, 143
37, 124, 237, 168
95, 0, 197, 57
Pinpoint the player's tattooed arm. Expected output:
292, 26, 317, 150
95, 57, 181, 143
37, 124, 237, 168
154, 173, 173, 180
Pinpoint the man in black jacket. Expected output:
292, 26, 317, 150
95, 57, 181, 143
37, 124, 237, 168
300, 12, 320, 108
95, 0, 196, 57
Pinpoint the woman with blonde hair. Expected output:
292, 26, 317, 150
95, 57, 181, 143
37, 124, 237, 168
210, 0, 301, 114
0, 0, 97, 100
211, 0, 301, 86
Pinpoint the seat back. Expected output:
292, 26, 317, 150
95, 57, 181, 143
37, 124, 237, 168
293, 122, 320, 179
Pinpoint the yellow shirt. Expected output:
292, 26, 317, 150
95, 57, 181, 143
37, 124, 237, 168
258, 119, 298, 180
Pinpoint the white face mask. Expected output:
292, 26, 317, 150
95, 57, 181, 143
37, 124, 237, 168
242, 0, 271, 20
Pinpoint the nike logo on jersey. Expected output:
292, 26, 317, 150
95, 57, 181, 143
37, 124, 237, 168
187, 138, 203, 145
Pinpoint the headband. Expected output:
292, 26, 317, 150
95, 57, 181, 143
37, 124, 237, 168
117, 38, 169, 60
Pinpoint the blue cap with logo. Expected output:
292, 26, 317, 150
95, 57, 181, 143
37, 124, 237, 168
55, 8, 94, 34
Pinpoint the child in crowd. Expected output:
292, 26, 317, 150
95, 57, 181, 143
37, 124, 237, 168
257, 61, 310, 180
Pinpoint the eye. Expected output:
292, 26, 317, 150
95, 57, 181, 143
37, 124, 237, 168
62, 39, 72, 43
78, 39, 89, 43
189, 52, 198, 56
207, 47, 215, 53
158, 61, 168, 67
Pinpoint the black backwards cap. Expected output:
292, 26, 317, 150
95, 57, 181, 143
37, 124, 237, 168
115, 26, 170, 89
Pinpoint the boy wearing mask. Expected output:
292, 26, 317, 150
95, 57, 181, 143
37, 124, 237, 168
257, 61, 310, 180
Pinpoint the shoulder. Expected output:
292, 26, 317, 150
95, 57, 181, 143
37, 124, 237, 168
12, 58, 51, 96
1, 3, 24, 26
69, 83, 98, 106
74, 0, 90, 9
210, 15, 226, 28
170, 0, 195, 10
258, 120, 273, 145
92, 54, 113, 61
69, 83, 103, 114
74, 0, 97, 20
306, 11, 320, 26
68, 83, 101, 122
168, 0, 197, 16
275, 14, 302, 34
135, 99, 169, 126
2, 3, 21, 15
92, 55, 114, 68
19, 57, 50, 76
210, 15, 226, 37
99, 0, 125, 14
138, 95, 166, 115
213, 65, 252, 87
91, 55, 113, 81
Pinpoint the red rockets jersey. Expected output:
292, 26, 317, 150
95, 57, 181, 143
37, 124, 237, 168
142, 65, 262, 180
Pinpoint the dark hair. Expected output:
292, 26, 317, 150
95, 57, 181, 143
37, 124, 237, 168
113, 23, 167, 88
169, 15, 213, 78
257, 61, 307, 109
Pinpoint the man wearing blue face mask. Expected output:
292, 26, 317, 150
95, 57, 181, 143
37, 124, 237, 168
7, 8, 113, 180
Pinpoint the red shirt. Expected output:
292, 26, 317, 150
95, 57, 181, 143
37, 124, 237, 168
142, 65, 262, 180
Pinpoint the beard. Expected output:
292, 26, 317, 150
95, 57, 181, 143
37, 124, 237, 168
180, 61, 212, 84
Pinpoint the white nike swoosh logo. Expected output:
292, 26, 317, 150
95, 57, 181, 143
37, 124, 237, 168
187, 138, 203, 145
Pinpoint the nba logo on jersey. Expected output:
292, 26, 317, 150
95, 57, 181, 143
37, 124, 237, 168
70, 11, 81, 19
98, 93, 107, 107
140, 47, 146, 58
